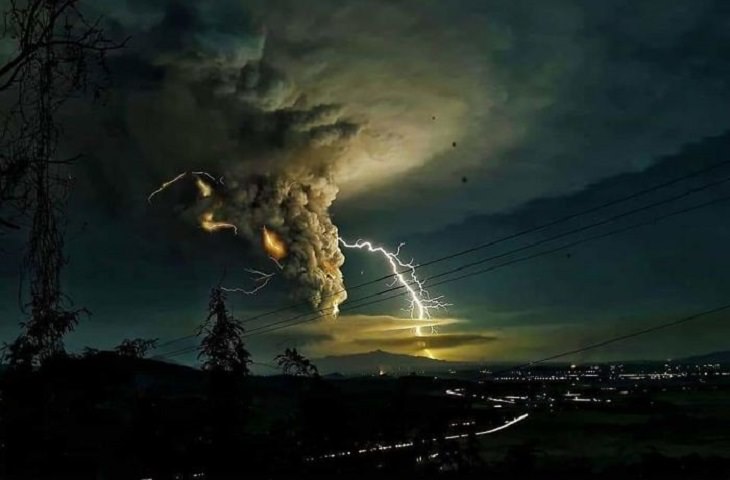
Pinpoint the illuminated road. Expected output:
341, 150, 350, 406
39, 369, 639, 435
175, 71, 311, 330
307, 413, 530, 462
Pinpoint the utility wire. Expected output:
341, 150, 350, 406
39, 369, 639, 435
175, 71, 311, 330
151, 162, 730, 352
236, 159, 730, 325
493, 302, 730, 374
158, 301, 730, 369
152, 167, 730, 353
155, 192, 730, 358
239, 180, 730, 337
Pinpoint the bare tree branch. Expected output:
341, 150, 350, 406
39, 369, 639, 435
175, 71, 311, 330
0, 0, 125, 366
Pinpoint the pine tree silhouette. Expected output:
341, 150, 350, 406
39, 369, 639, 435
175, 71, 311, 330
197, 287, 251, 374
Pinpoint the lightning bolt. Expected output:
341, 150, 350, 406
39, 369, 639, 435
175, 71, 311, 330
147, 172, 187, 203
338, 238, 449, 335
148, 171, 238, 237
222, 268, 275, 295
192, 171, 222, 184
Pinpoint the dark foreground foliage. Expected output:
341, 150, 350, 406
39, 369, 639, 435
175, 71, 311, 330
0, 354, 728, 479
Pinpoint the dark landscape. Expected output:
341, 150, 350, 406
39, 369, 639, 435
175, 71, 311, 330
2, 350, 729, 478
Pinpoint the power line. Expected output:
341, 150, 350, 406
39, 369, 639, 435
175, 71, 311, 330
150, 344, 197, 360
155, 188, 730, 355
154, 334, 197, 351
152, 171, 730, 355
158, 301, 730, 370
497, 302, 730, 373
156, 192, 730, 358
235, 159, 730, 325
245, 191, 730, 336
150, 162, 730, 352
148, 167, 730, 349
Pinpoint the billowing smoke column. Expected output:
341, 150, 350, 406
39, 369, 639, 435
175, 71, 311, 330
181, 62, 358, 314
199, 59, 358, 315
190, 60, 358, 314
218, 171, 348, 315
120, 2, 361, 315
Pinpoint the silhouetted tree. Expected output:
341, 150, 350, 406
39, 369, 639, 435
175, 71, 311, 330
0, 334, 36, 370
80, 346, 99, 357
275, 347, 319, 377
197, 287, 252, 478
1, 0, 126, 366
197, 287, 251, 374
0, 0, 127, 230
115, 338, 158, 358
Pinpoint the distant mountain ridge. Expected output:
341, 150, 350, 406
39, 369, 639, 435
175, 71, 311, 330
310, 349, 730, 376
313, 349, 469, 375
678, 350, 730, 364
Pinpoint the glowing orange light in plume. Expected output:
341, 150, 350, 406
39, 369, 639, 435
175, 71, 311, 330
262, 226, 287, 260
200, 212, 237, 234
195, 177, 212, 198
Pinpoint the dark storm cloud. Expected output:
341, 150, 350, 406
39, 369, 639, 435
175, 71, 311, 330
82, 0, 730, 240
326, 0, 730, 235
308, 121, 360, 146
52, 0, 730, 232
390, 131, 730, 360
68, 0, 371, 313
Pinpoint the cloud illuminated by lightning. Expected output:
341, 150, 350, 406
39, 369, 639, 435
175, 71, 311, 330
338, 238, 449, 335
147, 172, 187, 203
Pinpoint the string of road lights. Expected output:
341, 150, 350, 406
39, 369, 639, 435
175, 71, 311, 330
152, 189, 730, 359
151, 159, 730, 353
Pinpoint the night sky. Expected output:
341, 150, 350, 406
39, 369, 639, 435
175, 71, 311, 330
2, 0, 730, 366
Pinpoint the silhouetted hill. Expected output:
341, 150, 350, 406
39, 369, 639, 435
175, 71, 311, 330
313, 349, 470, 375
679, 351, 730, 364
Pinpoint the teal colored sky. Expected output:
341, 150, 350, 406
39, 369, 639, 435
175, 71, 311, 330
1, 0, 730, 365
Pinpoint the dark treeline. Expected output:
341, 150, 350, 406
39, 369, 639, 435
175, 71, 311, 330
1, 354, 729, 479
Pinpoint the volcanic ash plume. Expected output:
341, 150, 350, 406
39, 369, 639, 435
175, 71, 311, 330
220, 172, 347, 316
195, 61, 358, 317
126, 3, 359, 317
